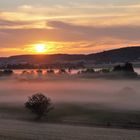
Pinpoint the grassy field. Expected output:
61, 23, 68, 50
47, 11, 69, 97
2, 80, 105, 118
0, 118, 140, 140
48, 103, 140, 129
0, 78, 139, 139
0, 103, 140, 129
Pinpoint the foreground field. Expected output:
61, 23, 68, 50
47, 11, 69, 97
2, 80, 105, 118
0, 78, 139, 139
1, 103, 140, 129
0, 119, 140, 140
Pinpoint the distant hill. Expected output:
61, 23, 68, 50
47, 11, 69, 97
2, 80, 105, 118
86, 46, 140, 64
0, 47, 140, 67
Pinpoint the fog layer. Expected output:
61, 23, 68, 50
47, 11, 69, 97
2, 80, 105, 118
0, 76, 140, 110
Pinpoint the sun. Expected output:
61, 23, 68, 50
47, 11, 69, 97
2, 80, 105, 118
35, 44, 47, 53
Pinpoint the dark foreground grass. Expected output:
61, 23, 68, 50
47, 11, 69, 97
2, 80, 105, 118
47, 103, 140, 129
0, 103, 140, 129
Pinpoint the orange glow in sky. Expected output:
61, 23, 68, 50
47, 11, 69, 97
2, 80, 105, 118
34, 44, 47, 53
0, 0, 140, 56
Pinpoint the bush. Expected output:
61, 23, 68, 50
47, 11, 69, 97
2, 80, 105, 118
25, 93, 53, 120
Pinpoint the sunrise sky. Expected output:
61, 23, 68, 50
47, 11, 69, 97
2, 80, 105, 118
0, 0, 140, 56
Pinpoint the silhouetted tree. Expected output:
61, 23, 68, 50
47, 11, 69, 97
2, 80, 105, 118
47, 69, 55, 74
123, 62, 134, 72
36, 69, 43, 74
81, 68, 95, 74
113, 62, 134, 72
101, 68, 110, 73
112, 62, 137, 78
113, 65, 122, 72
25, 93, 53, 120
22, 70, 29, 75
2, 69, 13, 76
58, 69, 67, 74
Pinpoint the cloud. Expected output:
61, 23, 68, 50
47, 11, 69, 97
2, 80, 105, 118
1, 2, 140, 28
1, 20, 140, 44
0, 19, 36, 27
47, 21, 140, 41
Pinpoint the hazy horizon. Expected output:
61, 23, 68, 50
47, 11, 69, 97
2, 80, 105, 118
0, 46, 139, 57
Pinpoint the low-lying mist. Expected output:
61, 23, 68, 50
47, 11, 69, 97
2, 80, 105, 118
0, 73, 140, 111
